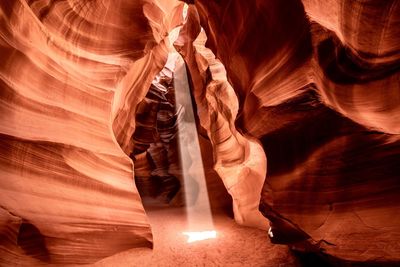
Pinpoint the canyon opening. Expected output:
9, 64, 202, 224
131, 51, 217, 244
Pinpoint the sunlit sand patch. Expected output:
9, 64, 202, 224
183, 231, 217, 243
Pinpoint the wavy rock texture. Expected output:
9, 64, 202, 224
189, 0, 400, 264
174, 6, 268, 230
131, 64, 182, 203
1, 0, 399, 265
131, 57, 233, 211
0, 0, 183, 264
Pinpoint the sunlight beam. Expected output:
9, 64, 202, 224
172, 52, 216, 242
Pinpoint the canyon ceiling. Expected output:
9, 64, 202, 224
0, 0, 399, 266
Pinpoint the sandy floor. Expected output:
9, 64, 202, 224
93, 205, 299, 267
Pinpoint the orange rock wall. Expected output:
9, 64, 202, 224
0, 0, 183, 264
188, 0, 400, 264
1, 0, 399, 265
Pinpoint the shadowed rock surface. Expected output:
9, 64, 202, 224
1, 0, 399, 266
189, 0, 400, 264
0, 0, 184, 264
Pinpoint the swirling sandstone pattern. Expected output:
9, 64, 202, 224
1, 0, 399, 265
174, 5, 268, 230
188, 0, 400, 264
0, 0, 183, 264
132, 64, 182, 203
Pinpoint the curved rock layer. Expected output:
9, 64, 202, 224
1, 0, 399, 265
174, 6, 269, 230
131, 58, 232, 211
132, 64, 182, 204
187, 0, 400, 264
0, 0, 183, 264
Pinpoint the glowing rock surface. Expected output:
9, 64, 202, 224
1, 0, 399, 265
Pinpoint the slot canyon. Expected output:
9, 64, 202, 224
0, 0, 399, 266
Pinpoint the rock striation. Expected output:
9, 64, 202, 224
174, 5, 269, 230
0, 0, 183, 264
1, 0, 399, 265
187, 0, 400, 264
131, 64, 182, 203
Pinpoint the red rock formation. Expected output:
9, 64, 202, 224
174, 6, 269, 230
131, 64, 182, 203
0, 0, 183, 264
1, 0, 399, 265
188, 0, 400, 264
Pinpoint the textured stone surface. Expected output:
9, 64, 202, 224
175, 7, 269, 230
1, 0, 399, 265
132, 65, 182, 204
189, 0, 400, 264
0, 0, 183, 264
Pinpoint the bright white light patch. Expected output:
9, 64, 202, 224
183, 231, 217, 243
